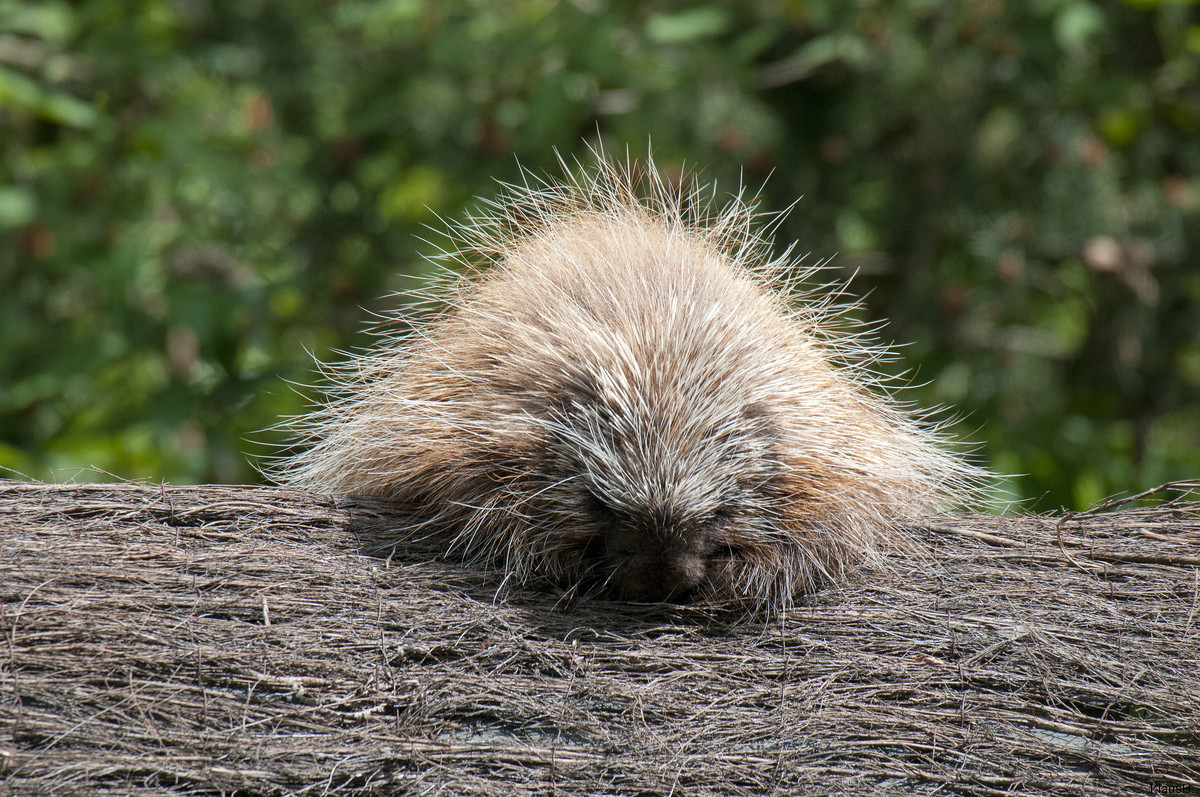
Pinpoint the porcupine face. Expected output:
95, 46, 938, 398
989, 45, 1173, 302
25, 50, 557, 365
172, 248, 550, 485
493, 241, 796, 604
538, 376, 784, 603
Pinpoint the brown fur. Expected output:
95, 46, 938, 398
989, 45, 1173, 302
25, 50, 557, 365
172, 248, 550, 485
271, 158, 986, 611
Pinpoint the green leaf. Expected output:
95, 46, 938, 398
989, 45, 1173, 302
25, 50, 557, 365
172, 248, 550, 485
0, 64, 99, 128
0, 186, 36, 228
645, 8, 729, 43
1054, 2, 1106, 56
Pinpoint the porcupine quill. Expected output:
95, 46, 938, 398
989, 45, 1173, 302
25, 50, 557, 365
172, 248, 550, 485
270, 154, 987, 613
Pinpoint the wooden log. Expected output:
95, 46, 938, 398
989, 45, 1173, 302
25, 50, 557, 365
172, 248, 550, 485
2, 480, 1198, 796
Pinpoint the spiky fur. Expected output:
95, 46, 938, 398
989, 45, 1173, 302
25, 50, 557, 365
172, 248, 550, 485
271, 156, 984, 612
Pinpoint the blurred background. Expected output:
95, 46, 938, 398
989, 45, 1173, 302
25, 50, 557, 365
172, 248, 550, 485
2, 0, 1197, 512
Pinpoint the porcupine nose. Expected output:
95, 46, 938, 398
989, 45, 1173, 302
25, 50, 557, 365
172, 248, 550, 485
602, 499, 716, 601
616, 549, 708, 602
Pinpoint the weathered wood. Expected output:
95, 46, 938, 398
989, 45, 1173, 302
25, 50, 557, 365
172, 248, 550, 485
2, 479, 1198, 796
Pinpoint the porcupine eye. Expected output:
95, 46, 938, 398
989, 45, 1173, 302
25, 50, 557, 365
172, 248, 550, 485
573, 491, 616, 583
583, 492, 618, 528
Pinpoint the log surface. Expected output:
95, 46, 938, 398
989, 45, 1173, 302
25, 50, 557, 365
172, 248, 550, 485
2, 480, 1198, 796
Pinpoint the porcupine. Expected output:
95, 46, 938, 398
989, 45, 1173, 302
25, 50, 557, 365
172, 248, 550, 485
272, 157, 984, 612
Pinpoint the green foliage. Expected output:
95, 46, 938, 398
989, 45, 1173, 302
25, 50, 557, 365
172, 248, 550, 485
2, 0, 1197, 510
